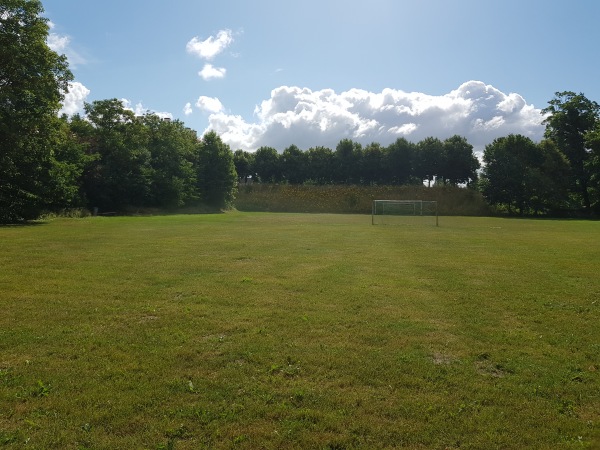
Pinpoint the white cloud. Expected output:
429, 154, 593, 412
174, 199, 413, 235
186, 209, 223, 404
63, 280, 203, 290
195, 96, 224, 113
186, 29, 233, 60
59, 81, 90, 116
122, 99, 173, 120
46, 23, 87, 68
199, 64, 226, 80
183, 102, 193, 115
201, 81, 546, 154
47, 33, 70, 53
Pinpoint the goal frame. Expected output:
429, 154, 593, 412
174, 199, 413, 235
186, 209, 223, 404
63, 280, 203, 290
371, 200, 438, 226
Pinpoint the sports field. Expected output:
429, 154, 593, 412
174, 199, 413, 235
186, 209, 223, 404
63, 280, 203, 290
0, 212, 598, 449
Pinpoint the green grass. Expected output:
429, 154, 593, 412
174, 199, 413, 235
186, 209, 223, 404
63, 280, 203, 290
0, 213, 599, 449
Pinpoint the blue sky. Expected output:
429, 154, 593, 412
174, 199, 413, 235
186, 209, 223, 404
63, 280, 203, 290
44, 0, 600, 153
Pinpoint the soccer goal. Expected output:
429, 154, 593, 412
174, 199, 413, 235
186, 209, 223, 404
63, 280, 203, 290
372, 200, 438, 226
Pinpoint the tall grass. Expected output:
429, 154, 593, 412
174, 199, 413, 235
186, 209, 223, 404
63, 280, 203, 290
235, 184, 491, 216
0, 213, 598, 449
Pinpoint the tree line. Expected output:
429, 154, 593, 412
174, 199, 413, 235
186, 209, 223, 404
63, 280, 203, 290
2, 0, 600, 222
234, 135, 479, 188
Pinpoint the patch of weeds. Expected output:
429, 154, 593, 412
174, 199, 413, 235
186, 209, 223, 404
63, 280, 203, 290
566, 367, 586, 383
232, 434, 249, 445
158, 424, 192, 449
165, 424, 191, 440
0, 368, 22, 387
31, 380, 51, 397
558, 399, 577, 417
156, 440, 176, 450
0, 430, 21, 445
268, 358, 301, 378
192, 408, 216, 425
290, 389, 306, 407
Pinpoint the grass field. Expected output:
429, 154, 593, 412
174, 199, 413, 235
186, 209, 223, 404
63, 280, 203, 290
0, 212, 599, 449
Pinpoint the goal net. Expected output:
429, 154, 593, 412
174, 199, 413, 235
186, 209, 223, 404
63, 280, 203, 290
372, 200, 438, 226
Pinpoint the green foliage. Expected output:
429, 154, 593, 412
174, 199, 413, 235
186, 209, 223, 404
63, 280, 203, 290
543, 91, 600, 211
233, 149, 255, 183
253, 146, 281, 183
196, 130, 237, 209
334, 138, 362, 183
81, 99, 153, 210
383, 137, 413, 185
414, 137, 444, 186
248, 137, 479, 189
442, 135, 480, 186
360, 142, 385, 184
0, 0, 73, 222
142, 114, 198, 208
306, 145, 335, 184
480, 134, 570, 215
281, 144, 308, 184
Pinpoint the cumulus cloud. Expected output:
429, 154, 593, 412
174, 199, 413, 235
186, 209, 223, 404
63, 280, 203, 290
199, 63, 226, 80
183, 102, 193, 115
186, 29, 233, 60
59, 81, 90, 116
202, 81, 546, 154
196, 96, 224, 113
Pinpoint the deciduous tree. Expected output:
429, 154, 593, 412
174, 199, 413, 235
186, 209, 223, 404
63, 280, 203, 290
414, 137, 444, 187
441, 135, 480, 186
384, 138, 415, 185
0, 0, 73, 221
542, 91, 600, 211
253, 146, 281, 183
196, 130, 237, 209
480, 134, 568, 215
281, 144, 308, 184
81, 99, 152, 210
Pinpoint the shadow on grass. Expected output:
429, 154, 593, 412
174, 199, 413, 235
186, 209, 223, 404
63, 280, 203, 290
0, 221, 48, 228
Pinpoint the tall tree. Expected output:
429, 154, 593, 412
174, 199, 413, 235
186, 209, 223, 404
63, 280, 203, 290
334, 138, 361, 184
384, 138, 415, 185
306, 146, 334, 184
82, 99, 152, 210
142, 114, 198, 208
196, 130, 237, 209
480, 135, 533, 214
542, 91, 600, 211
253, 146, 281, 183
360, 142, 384, 184
414, 137, 444, 187
233, 149, 255, 184
281, 144, 308, 184
584, 125, 600, 211
480, 134, 568, 215
0, 0, 73, 221
441, 135, 480, 186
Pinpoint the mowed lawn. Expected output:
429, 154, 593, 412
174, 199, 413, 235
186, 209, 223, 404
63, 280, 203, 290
0, 212, 599, 449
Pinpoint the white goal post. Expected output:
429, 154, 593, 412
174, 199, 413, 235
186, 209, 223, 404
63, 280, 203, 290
372, 200, 438, 226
